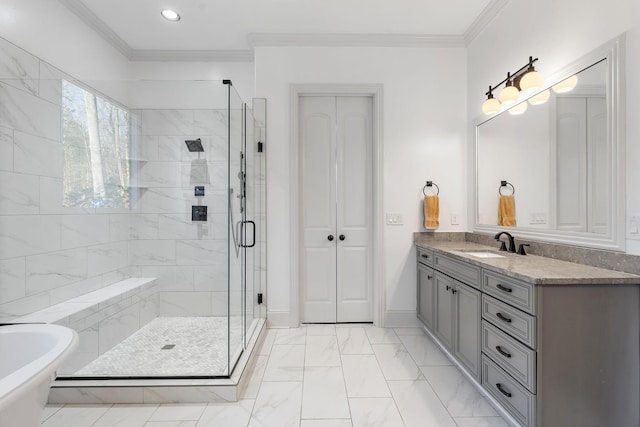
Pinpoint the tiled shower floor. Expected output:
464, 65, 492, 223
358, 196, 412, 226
75, 317, 243, 377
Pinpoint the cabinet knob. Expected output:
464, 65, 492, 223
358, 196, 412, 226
421, 254, 429, 259
427, 275, 433, 280
327, 235, 334, 241
339, 234, 346, 241
445, 285, 451, 291
451, 288, 457, 294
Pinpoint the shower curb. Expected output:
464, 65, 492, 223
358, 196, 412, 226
48, 319, 266, 404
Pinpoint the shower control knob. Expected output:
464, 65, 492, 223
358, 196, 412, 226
327, 235, 334, 241
339, 235, 346, 241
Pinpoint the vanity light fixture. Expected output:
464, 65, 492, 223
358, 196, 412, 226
528, 89, 551, 105
482, 86, 501, 115
161, 9, 181, 21
552, 75, 578, 93
498, 73, 520, 106
508, 102, 528, 115
482, 56, 542, 115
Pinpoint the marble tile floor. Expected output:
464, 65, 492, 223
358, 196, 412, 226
42, 324, 513, 427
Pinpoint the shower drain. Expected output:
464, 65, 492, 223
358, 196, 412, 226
161, 344, 176, 350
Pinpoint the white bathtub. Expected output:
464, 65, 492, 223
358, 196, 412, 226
0, 324, 78, 427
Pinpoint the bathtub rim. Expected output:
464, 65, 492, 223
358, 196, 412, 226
0, 323, 78, 410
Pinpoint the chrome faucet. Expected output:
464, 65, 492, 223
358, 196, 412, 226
494, 231, 516, 253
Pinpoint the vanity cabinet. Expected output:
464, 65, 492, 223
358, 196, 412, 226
415, 242, 640, 427
417, 263, 435, 330
418, 252, 481, 379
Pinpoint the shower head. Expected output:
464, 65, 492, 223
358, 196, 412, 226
185, 138, 204, 152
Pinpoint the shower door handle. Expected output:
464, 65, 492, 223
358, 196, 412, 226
241, 220, 256, 248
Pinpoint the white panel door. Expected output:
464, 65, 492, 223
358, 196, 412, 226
300, 96, 373, 323
336, 97, 373, 322
300, 96, 338, 323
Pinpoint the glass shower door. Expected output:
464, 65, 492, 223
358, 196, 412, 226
227, 82, 244, 375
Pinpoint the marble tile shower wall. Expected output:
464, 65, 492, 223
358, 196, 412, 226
131, 108, 230, 317
0, 37, 139, 322
0, 36, 231, 323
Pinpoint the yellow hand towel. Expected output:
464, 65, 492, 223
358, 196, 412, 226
424, 195, 439, 230
498, 195, 516, 226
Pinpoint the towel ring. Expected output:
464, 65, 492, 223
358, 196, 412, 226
499, 180, 515, 196
423, 181, 440, 196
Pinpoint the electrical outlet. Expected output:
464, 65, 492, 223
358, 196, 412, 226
386, 213, 403, 225
529, 213, 547, 224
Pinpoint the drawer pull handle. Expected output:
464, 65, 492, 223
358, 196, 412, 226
496, 383, 512, 398
421, 254, 429, 259
496, 345, 512, 358
496, 312, 512, 323
496, 284, 513, 293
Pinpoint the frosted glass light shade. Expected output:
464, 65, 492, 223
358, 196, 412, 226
520, 70, 543, 93
552, 75, 578, 93
508, 102, 528, 115
528, 89, 550, 105
482, 97, 501, 115
498, 85, 520, 106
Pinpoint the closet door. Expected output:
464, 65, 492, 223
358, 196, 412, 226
300, 96, 338, 323
300, 96, 373, 323
336, 97, 373, 322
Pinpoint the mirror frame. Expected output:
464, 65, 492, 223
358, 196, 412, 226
472, 34, 626, 251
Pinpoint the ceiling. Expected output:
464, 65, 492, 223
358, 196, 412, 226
59, 0, 504, 61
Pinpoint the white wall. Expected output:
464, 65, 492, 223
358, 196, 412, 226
255, 46, 467, 326
467, 0, 640, 253
0, 0, 130, 80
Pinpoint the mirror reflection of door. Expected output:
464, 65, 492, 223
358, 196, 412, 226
554, 87, 607, 234
299, 96, 373, 323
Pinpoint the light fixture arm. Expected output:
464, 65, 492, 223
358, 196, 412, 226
485, 57, 539, 96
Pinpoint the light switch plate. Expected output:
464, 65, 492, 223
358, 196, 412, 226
450, 213, 460, 225
386, 213, 403, 225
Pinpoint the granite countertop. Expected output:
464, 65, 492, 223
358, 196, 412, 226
415, 238, 640, 285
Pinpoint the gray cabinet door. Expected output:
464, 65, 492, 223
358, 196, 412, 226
454, 281, 481, 379
434, 272, 454, 349
417, 264, 435, 330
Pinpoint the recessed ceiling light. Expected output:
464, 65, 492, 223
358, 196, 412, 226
161, 9, 180, 22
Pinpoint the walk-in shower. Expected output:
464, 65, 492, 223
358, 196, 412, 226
0, 40, 266, 387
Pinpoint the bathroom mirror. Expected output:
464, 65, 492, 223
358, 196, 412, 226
473, 35, 625, 250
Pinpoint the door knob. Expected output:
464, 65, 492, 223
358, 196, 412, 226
327, 235, 334, 241
339, 234, 346, 241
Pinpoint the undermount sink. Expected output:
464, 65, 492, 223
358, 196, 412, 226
456, 250, 505, 259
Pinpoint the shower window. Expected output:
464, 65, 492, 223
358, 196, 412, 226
61, 80, 131, 208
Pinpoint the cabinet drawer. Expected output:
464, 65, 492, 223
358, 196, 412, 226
482, 321, 536, 393
482, 294, 536, 348
482, 355, 536, 427
417, 246, 434, 267
482, 270, 535, 314
434, 253, 481, 289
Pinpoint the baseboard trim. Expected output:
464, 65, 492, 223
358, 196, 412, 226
383, 310, 421, 327
266, 310, 291, 327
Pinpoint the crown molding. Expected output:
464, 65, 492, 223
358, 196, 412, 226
58, 0, 133, 59
464, 0, 509, 45
248, 33, 466, 48
130, 49, 254, 62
